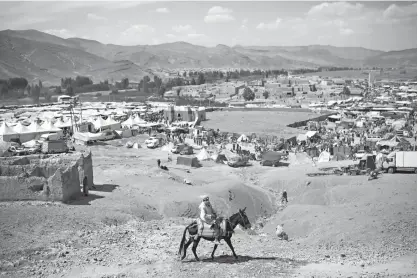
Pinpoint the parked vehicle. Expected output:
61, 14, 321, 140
382, 151, 417, 174
171, 144, 185, 154
354, 150, 366, 160
9, 146, 29, 156
145, 137, 161, 148
99, 130, 116, 141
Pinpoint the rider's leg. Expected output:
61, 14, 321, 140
213, 226, 222, 244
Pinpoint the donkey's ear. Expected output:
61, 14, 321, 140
243, 207, 246, 212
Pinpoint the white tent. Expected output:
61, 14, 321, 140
133, 115, 146, 125
121, 117, 136, 128
93, 117, 108, 130
41, 120, 64, 135
197, 148, 211, 161
105, 117, 121, 129
54, 118, 72, 128
317, 151, 331, 163
161, 142, 174, 152
13, 122, 32, 134
0, 122, 17, 141
237, 134, 249, 142
12, 122, 36, 143
93, 117, 121, 131
28, 121, 46, 134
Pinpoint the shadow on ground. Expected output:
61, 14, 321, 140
67, 194, 104, 205
91, 184, 119, 192
183, 255, 308, 265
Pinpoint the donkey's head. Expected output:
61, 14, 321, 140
237, 207, 251, 229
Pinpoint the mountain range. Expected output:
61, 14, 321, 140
0, 29, 416, 85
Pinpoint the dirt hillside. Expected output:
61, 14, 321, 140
0, 141, 416, 278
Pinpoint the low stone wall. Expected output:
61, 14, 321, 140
0, 151, 94, 202
0, 176, 47, 201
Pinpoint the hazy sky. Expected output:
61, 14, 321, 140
0, 1, 416, 51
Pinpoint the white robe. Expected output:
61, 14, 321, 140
199, 202, 216, 224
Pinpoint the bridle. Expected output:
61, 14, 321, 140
238, 210, 250, 228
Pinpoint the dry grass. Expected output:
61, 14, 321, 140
202, 110, 318, 137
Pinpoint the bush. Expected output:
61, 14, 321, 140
95, 92, 102, 97
242, 87, 255, 101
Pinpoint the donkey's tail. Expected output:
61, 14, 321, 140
178, 221, 196, 256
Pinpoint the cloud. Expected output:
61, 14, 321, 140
156, 7, 170, 13
122, 24, 155, 37
256, 18, 282, 30
340, 28, 354, 35
87, 13, 106, 21
166, 34, 176, 38
43, 29, 76, 38
208, 6, 232, 15
204, 6, 235, 23
242, 19, 248, 25
307, 2, 364, 17
172, 25, 193, 33
383, 3, 417, 20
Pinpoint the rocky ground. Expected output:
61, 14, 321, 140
0, 139, 416, 278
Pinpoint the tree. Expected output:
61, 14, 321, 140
191, 78, 196, 85
143, 76, 150, 93
292, 87, 295, 95
263, 90, 269, 99
197, 73, 205, 85
26, 84, 32, 96
158, 86, 166, 97
74, 76, 93, 87
38, 80, 43, 88
242, 87, 255, 101
32, 84, 40, 104
176, 88, 181, 96
121, 78, 129, 89
67, 86, 74, 96
343, 86, 351, 95
154, 75, 162, 90
54, 86, 62, 94
8, 77, 28, 89
220, 72, 224, 79
183, 72, 187, 77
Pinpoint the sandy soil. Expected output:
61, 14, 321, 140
0, 137, 416, 278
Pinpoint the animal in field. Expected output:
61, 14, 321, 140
178, 208, 251, 261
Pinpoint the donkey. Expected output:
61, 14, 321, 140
178, 208, 251, 261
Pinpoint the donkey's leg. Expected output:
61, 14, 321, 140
181, 237, 193, 261
211, 244, 218, 260
191, 237, 201, 261
224, 237, 238, 259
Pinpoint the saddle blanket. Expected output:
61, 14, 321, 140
196, 218, 227, 238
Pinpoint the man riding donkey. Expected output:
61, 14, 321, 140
199, 195, 223, 245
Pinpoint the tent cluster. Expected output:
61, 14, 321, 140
0, 121, 63, 143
